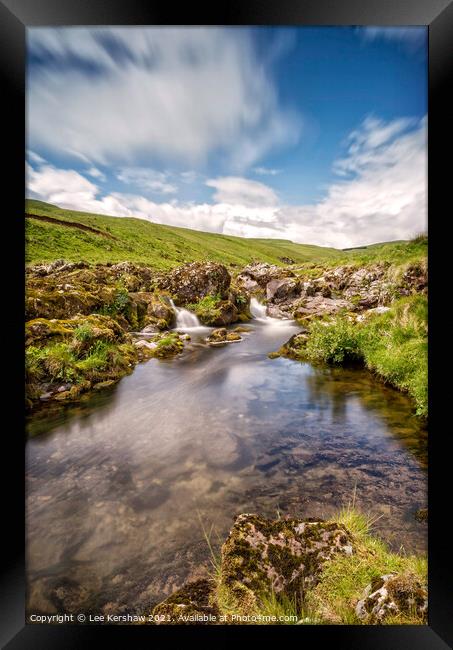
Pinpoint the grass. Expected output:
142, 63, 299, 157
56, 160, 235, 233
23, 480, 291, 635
197, 502, 426, 625
25, 199, 342, 269
305, 504, 427, 625
301, 294, 428, 416
26, 337, 136, 388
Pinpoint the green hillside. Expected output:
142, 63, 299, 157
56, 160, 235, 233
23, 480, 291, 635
25, 200, 342, 269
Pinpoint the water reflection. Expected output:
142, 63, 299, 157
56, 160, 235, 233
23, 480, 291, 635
26, 320, 427, 616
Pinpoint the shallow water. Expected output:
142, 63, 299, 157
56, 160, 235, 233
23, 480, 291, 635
26, 318, 427, 616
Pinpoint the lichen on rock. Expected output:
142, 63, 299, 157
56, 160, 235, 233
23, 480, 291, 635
218, 514, 354, 617
355, 573, 427, 623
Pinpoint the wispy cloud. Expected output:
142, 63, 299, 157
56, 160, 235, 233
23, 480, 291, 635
27, 115, 426, 248
117, 167, 177, 195
252, 167, 282, 176
358, 27, 427, 51
86, 166, 106, 181
28, 28, 301, 170
206, 176, 279, 208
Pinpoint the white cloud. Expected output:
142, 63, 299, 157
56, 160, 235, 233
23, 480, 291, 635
206, 176, 279, 208
86, 166, 106, 181
27, 150, 46, 165
180, 171, 198, 184
117, 167, 177, 194
252, 167, 282, 176
26, 116, 427, 249
27, 28, 301, 169
358, 27, 427, 53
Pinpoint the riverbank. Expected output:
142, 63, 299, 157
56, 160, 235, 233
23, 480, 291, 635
151, 506, 427, 625
25, 235, 427, 415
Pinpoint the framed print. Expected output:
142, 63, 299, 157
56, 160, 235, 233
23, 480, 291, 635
1, 1, 452, 648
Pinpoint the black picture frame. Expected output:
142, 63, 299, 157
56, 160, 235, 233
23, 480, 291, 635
1, 1, 451, 648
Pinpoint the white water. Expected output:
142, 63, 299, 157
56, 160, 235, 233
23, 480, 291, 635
250, 297, 268, 320
169, 299, 202, 329
250, 297, 293, 326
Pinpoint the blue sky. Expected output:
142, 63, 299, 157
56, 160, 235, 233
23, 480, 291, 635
26, 27, 427, 248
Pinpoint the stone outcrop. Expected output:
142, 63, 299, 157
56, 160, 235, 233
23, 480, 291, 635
155, 262, 231, 305
236, 263, 293, 292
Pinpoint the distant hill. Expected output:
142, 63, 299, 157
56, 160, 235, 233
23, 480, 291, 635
25, 200, 342, 269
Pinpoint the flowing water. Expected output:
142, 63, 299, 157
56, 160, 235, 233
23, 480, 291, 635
26, 309, 427, 616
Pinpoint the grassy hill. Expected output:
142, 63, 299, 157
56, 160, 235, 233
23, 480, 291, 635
25, 200, 342, 269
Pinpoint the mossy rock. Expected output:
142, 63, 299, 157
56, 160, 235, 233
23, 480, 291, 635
152, 579, 220, 625
355, 573, 427, 623
219, 514, 354, 617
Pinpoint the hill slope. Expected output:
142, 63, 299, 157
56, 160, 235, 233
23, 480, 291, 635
25, 200, 342, 269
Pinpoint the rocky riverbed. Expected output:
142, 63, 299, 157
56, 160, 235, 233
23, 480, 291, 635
25, 257, 427, 411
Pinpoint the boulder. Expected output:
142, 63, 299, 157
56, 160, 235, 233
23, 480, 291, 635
155, 262, 231, 304
219, 514, 354, 616
266, 278, 300, 303
236, 263, 293, 290
355, 573, 427, 623
293, 296, 353, 321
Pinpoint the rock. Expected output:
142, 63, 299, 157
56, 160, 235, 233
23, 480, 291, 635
266, 278, 300, 303
131, 292, 175, 329
279, 257, 295, 264
134, 340, 158, 349
155, 262, 231, 304
139, 324, 160, 335
236, 275, 259, 292
219, 514, 354, 616
194, 298, 239, 327
152, 579, 219, 624
207, 328, 242, 344
355, 573, 427, 623
93, 380, 116, 391
265, 303, 291, 319
293, 296, 353, 321
236, 263, 292, 290
39, 392, 53, 401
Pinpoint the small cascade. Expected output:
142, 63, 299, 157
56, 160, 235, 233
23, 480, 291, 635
250, 297, 268, 320
169, 299, 201, 328
250, 297, 293, 326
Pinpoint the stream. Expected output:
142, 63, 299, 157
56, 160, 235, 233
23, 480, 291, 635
26, 307, 427, 615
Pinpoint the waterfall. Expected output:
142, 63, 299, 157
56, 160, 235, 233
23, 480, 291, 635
169, 299, 201, 328
250, 297, 293, 326
250, 297, 268, 320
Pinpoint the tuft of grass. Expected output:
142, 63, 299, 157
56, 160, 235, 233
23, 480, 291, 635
197, 501, 426, 626
300, 294, 427, 416
305, 502, 427, 625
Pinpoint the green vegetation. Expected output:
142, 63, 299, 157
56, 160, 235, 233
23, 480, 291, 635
25, 314, 137, 404
26, 199, 341, 269
305, 506, 427, 625
195, 505, 426, 625
288, 294, 428, 417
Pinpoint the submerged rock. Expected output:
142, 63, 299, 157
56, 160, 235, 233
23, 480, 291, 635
355, 573, 427, 623
153, 579, 220, 624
